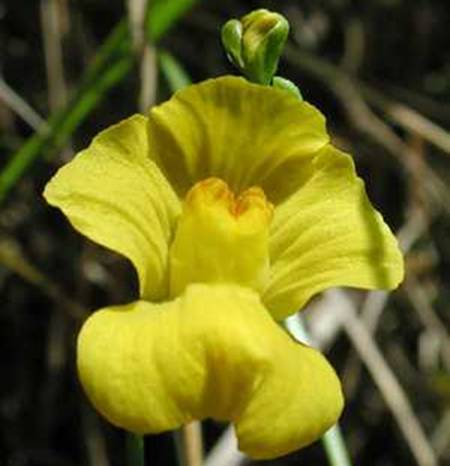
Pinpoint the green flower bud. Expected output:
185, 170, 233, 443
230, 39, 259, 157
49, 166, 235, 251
221, 19, 244, 69
272, 76, 303, 100
221, 9, 289, 85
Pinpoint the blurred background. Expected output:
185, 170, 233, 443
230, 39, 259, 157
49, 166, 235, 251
1, 0, 450, 465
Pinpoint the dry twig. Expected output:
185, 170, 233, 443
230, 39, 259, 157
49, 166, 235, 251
283, 45, 450, 214
40, 0, 69, 112
325, 290, 438, 466
404, 278, 450, 371
0, 77, 45, 130
181, 422, 204, 466
127, 0, 158, 112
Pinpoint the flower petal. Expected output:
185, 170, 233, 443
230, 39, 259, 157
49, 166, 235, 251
44, 115, 181, 301
147, 76, 329, 203
235, 337, 343, 459
77, 283, 343, 458
264, 145, 404, 320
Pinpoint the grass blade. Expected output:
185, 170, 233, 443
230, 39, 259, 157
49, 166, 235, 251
0, 0, 199, 204
159, 49, 192, 92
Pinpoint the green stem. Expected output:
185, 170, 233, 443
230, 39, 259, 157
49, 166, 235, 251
172, 430, 185, 466
159, 50, 192, 92
283, 314, 353, 466
126, 433, 145, 466
322, 426, 352, 466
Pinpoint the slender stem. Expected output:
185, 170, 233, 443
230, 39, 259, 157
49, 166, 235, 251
284, 314, 353, 466
40, 0, 69, 112
126, 433, 145, 466
181, 422, 203, 466
172, 430, 185, 466
322, 426, 353, 466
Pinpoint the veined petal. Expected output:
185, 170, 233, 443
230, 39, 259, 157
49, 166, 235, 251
147, 76, 329, 203
264, 145, 404, 320
44, 115, 181, 301
235, 337, 342, 459
77, 283, 343, 458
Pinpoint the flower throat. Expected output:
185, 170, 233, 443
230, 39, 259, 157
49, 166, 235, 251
169, 177, 274, 298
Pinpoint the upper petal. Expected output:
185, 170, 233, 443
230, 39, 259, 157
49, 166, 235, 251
264, 145, 404, 320
77, 283, 343, 458
44, 115, 181, 301
147, 76, 329, 203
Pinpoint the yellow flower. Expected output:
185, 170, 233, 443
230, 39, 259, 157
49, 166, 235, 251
44, 76, 403, 459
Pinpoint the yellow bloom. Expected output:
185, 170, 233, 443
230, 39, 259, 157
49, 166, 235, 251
44, 76, 403, 459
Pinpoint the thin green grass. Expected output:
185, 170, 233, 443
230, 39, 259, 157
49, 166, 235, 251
159, 50, 192, 92
0, 0, 199, 204
126, 433, 145, 466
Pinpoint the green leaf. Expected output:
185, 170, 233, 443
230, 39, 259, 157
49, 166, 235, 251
0, 30, 131, 204
146, 0, 198, 41
0, 0, 199, 204
159, 50, 192, 92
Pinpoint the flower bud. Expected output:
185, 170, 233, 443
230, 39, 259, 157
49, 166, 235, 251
221, 9, 289, 85
272, 76, 303, 100
221, 19, 244, 69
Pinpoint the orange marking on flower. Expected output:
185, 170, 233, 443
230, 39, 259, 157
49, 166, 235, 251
185, 177, 273, 222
